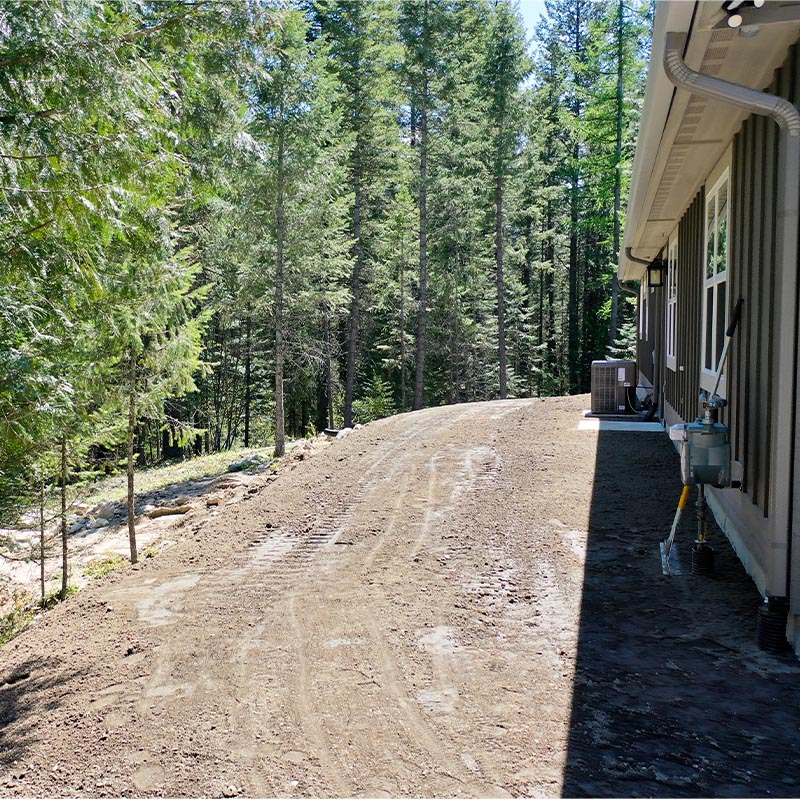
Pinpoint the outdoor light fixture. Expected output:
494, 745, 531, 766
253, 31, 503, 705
723, 0, 765, 28
647, 260, 665, 288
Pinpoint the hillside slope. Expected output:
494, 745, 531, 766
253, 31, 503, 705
1, 396, 799, 798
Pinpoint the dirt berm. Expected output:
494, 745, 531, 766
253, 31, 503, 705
1, 396, 799, 798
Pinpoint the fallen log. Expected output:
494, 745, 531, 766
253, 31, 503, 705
147, 505, 191, 519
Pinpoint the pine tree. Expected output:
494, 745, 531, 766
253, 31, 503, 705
478, 1, 530, 399
313, 0, 400, 427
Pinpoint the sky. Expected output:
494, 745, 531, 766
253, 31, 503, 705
517, 0, 549, 46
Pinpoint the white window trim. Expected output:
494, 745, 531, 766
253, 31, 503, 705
666, 233, 678, 372
700, 168, 730, 397
640, 280, 649, 342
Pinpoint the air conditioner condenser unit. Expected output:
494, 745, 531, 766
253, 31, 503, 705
590, 360, 636, 414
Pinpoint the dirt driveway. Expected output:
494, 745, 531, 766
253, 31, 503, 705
1, 396, 799, 798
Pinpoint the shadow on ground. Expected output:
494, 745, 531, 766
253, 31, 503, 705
564, 430, 800, 798
0, 658, 89, 770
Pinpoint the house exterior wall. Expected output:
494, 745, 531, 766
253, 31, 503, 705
664, 190, 705, 425
643, 41, 800, 635
636, 260, 665, 399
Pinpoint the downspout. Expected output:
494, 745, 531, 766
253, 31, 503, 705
663, 32, 800, 609
625, 247, 662, 417
617, 247, 652, 297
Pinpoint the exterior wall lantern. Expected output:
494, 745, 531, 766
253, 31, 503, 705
722, 0, 765, 29
647, 259, 665, 288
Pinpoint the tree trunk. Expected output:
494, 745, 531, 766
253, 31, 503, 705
568, 0, 583, 392
59, 438, 68, 601
275, 120, 287, 457
413, 0, 430, 412
244, 306, 252, 447
39, 478, 45, 602
323, 301, 334, 428
399, 235, 407, 412
609, 0, 623, 348
127, 350, 138, 564
345, 141, 363, 429
496, 166, 507, 400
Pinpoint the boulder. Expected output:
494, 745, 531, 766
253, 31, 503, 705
94, 501, 117, 521
336, 428, 353, 440
68, 519, 87, 535
91, 518, 110, 529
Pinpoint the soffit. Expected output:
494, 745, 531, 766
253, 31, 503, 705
621, 1, 800, 280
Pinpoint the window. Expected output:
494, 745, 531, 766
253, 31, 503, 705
702, 172, 729, 392
666, 235, 678, 371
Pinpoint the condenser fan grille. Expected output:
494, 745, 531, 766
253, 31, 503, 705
591, 360, 636, 414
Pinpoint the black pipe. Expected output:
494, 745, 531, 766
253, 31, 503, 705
726, 297, 744, 338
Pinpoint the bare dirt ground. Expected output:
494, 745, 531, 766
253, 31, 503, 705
1, 395, 799, 798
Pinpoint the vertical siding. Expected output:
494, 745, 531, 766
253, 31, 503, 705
724, 47, 800, 519
666, 190, 703, 423
651, 43, 800, 526
759, 74, 779, 516
731, 120, 745, 466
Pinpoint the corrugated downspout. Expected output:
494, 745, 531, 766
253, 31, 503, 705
663, 32, 800, 606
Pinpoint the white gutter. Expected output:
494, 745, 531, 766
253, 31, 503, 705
663, 30, 800, 603
619, 1, 696, 281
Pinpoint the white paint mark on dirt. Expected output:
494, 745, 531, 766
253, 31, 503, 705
106, 573, 199, 626
416, 626, 464, 655
415, 687, 457, 714
323, 637, 367, 649
564, 529, 588, 562
461, 753, 481, 773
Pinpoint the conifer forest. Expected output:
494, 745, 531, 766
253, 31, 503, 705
0, 0, 652, 532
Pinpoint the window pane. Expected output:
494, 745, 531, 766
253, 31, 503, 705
706, 200, 715, 278
717, 181, 728, 274
705, 286, 714, 370
715, 281, 727, 370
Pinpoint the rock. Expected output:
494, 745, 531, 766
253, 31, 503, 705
68, 519, 87, 535
91, 518, 110, 529
336, 428, 353, 440
94, 502, 117, 520
206, 497, 220, 507
142, 504, 157, 514
222, 785, 238, 797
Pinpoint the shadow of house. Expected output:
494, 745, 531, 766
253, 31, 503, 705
563, 429, 800, 797
622, 0, 800, 654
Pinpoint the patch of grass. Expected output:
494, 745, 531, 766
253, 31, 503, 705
38, 583, 78, 610
78, 447, 273, 508
0, 591, 35, 646
142, 545, 159, 559
84, 553, 127, 580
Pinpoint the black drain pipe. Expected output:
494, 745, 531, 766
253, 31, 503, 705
663, 31, 800, 650
625, 247, 663, 419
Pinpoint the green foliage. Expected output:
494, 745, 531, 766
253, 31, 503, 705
352, 373, 397, 424
0, 592, 35, 646
84, 553, 127, 580
0, 0, 652, 529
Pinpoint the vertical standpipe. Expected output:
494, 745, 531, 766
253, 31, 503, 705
663, 32, 800, 604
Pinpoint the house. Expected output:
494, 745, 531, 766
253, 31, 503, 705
620, 0, 800, 653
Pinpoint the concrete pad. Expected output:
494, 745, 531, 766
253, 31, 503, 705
577, 419, 664, 433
